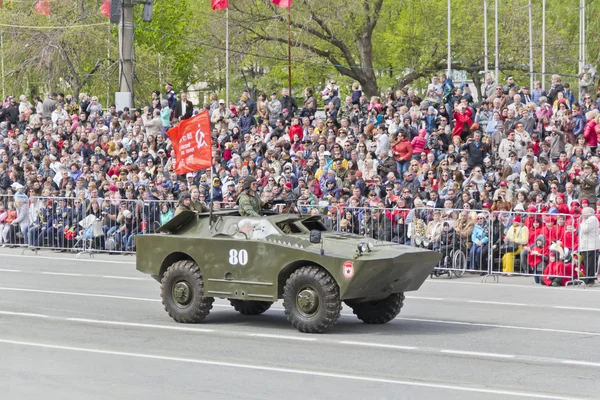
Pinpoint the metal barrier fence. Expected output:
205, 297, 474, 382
486, 211, 588, 287
0, 192, 597, 286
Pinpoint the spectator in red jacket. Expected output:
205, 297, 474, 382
452, 104, 473, 140
542, 250, 575, 286
528, 235, 549, 284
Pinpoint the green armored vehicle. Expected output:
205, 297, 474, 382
135, 210, 441, 333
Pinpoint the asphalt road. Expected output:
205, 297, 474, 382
1, 248, 599, 400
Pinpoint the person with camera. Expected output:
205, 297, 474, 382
210, 99, 231, 133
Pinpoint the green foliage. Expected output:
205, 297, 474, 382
0, 0, 598, 107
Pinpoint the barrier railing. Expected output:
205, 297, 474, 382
483, 210, 588, 286
0, 192, 597, 286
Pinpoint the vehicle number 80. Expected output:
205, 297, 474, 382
229, 249, 248, 266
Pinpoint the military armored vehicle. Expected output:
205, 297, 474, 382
135, 210, 441, 333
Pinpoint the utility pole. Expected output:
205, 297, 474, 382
484, 0, 488, 73
118, 0, 135, 106
447, 0, 451, 76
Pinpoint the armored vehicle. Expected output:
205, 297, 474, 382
135, 211, 441, 333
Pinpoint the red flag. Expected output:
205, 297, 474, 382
167, 111, 213, 174
211, 0, 228, 10
272, 0, 292, 8
34, 0, 50, 15
100, 0, 111, 18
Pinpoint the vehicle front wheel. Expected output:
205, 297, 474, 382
345, 293, 405, 324
229, 299, 273, 315
161, 260, 214, 323
283, 266, 342, 333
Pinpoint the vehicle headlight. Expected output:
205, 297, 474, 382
357, 242, 369, 253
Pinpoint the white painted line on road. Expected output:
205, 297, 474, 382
339, 341, 418, 351
553, 306, 600, 312
405, 296, 445, 301
561, 360, 600, 368
0, 253, 135, 265
467, 300, 527, 306
427, 279, 600, 293
101, 276, 147, 281
0, 310, 49, 318
0, 338, 586, 400
40, 272, 83, 277
247, 333, 317, 342
4, 287, 600, 338
0, 269, 21, 272
0, 287, 160, 302
67, 318, 214, 333
440, 349, 515, 359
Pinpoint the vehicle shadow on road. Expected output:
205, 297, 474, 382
202, 308, 489, 336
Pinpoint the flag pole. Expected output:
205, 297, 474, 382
287, 4, 292, 95
225, 6, 229, 106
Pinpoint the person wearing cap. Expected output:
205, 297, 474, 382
504, 75, 520, 94
164, 82, 177, 110
579, 207, 600, 285
574, 162, 599, 208
211, 99, 231, 132
470, 213, 489, 271
501, 216, 529, 273
174, 191, 195, 216
238, 176, 263, 217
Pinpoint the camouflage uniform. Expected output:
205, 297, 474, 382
191, 200, 210, 213
238, 191, 263, 217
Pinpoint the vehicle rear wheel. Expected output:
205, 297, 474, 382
161, 260, 214, 323
283, 266, 341, 333
345, 293, 405, 324
229, 299, 273, 315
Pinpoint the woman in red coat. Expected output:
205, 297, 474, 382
452, 104, 473, 141
392, 131, 413, 174
583, 113, 598, 151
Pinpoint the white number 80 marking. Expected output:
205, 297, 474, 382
229, 249, 248, 265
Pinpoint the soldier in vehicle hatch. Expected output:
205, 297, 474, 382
238, 177, 263, 217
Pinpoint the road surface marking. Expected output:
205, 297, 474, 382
3, 287, 600, 337
468, 300, 527, 306
0, 310, 48, 318
40, 272, 83, 277
67, 318, 214, 333
0, 269, 21, 272
440, 349, 515, 358
426, 279, 600, 292
405, 296, 445, 301
247, 333, 317, 342
0, 338, 587, 400
561, 360, 600, 367
101, 276, 147, 281
0, 253, 135, 264
0, 287, 160, 302
339, 341, 418, 350
553, 306, 600, 312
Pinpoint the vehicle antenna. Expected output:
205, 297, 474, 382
208, 171, 214, 228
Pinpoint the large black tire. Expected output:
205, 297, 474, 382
345, 293, 405, 324
282, 266, 342, 333
229, 299, 273, 315
161, 260, 214, 323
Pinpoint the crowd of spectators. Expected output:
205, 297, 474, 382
1, 72, 600, 283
